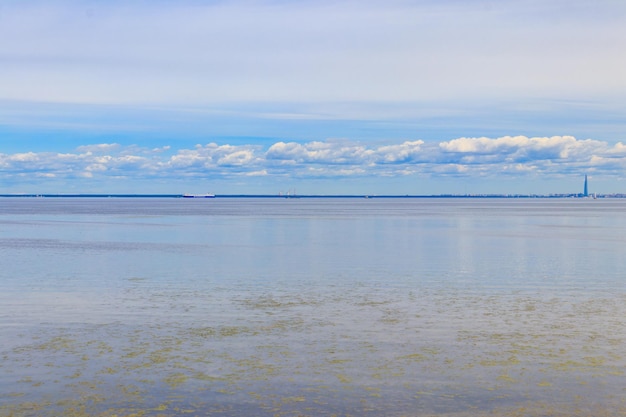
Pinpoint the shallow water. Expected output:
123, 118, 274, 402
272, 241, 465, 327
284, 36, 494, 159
1, 198, 625, 416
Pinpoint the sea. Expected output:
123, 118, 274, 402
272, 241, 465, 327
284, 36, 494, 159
1, 197, 625, 417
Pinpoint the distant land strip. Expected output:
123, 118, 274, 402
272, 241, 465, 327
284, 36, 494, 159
1, 194, 625, 199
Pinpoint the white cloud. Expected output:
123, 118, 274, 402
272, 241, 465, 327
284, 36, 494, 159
439, 135, 613, 166
9, 152, 40, 162
169, 150, 206, 168
168, 143, 262, 170
607, 142, 626, 155
266, 141, 372, 165
266, 139, 427, 167
36, 173, 56, 178
217, 150, 255, 166
85, 163, 108, 172
76, 143, 120, 154
439, 136, 578, 154
244, 170, 268, 177
375, 141, 425, 163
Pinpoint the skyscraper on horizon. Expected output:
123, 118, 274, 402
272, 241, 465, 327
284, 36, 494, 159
584, 175, 588, 197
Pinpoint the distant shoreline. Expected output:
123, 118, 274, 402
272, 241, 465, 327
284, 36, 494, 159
1, 194, 624, 199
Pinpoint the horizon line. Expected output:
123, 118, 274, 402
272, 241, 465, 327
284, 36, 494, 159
0, 193, 617, 199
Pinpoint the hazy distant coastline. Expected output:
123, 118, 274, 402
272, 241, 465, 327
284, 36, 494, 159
2, 194, 625, 199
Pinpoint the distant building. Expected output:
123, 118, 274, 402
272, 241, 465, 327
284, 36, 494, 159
584, 175, 588, 197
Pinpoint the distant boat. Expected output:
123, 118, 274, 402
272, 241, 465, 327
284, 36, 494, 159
183, 193, 215, 198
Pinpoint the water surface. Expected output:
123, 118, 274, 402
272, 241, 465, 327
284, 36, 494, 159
1, 198, 625, 416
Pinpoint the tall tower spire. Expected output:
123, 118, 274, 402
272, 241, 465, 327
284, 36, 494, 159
583, 175, 588, 197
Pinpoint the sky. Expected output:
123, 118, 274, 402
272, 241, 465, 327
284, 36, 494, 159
1, 0, 626, 195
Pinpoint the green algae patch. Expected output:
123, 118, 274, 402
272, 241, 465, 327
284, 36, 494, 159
336, 374, 352, 384
582, 356, 605, 367
164, 373, 189, 388
187, 327, 217, 338
326, 358, 352, 365
85, 340, 114, 356
240, 295, 321, 310
98, 367, 118, 375
551, 359, 601, 372
280, 396, 306, 404
479, 356, 521, 367
397, 353, 426, 362
227, 356, 280, 380
16, 336, 77, 354
218, 326, 253, 337
497, 373, 516, 383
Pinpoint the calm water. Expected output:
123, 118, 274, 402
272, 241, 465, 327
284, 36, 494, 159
1, 198, 625, 416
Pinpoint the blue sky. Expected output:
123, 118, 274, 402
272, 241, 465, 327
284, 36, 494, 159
1, 0, 626, 195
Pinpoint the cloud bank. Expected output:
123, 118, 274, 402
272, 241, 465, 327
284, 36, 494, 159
2, 136, 625, 190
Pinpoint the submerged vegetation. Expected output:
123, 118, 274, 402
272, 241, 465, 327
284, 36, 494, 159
1, 288, 625, 417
